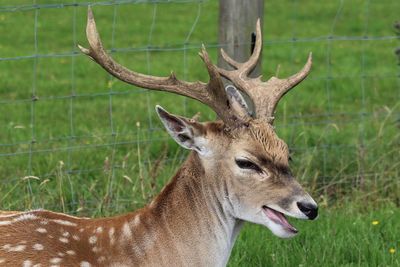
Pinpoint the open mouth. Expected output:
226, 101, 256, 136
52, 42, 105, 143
262, 205, 298, 234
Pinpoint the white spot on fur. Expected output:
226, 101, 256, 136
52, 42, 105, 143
8, 244, 26, 252
89, 235, 97, 244
0, 258, 5, 263
92, 246, 101, 253
133, 215, 140, 226
33, 243, 44, 250
62, 231, 70, 237
95, 227, 103, 233
51, 219, 77, 226
48, 235, 54, 239
58, 252, 65, 257
2, 244, 11, 250
109, 227, 115, 245
40, 220, 48, 225
52, 212, 83, 220
49, 258, 62, 264
79, 228, 84, 232
97, 256, 106, 263
0, 221, 12, 225
33, 264, 42, 267
14, 214, 37, 222
72, 235, 80, 241
0, 213, 18, 218
122, 222, 132, 240
36, 228, 47, 233
80, 261, 91, 267
23, 260, 32, 267
66, 250, 76, 255
59, 237, 69, 243
19, 240, 27, 244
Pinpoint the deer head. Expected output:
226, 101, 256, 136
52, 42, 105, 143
79, 8, 317, 239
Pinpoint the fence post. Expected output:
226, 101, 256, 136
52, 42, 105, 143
218, 0, 264, 77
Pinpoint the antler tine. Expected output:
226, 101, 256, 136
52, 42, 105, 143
261, 53, 313, 121
279, 52, 312, 91
79, 7, 187, 93
199, 45, 223, 91
216, 18, 312, 124
198, 45, 243, 124
219, 19, 262, 74
220, 48, 242, 69
241, 18, 263, 75
79, 7, 246, 127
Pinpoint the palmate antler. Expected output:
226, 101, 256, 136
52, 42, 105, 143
79, 8, 311, 126
218, 19, 312, 123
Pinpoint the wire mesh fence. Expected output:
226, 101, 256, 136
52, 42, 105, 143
0, 0, 399, 216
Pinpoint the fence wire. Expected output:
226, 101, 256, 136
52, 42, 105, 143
0, 0, 398, 214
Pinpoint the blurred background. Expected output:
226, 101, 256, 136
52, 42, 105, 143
0, 0, 399, 265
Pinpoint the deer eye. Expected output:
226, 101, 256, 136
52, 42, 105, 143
235, 159, 262, 173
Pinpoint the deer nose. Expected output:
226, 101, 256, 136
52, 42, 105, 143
297, 201, 318, 220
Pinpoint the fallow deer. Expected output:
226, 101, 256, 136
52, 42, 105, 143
0, 8, 318, 267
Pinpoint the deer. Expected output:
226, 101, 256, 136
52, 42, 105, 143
0, 7, 318, 267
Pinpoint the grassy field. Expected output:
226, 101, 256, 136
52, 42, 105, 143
0, 0, 399, 266
230, 205, 399, 266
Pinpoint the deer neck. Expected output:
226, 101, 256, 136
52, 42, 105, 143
121, 152, 242, 266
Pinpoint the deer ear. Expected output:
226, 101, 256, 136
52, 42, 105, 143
225, 85, 253, 117
155, 105, 209, 155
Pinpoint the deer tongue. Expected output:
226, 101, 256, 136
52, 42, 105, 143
263, 206, 298, 233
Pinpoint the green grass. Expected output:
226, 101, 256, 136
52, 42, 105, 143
229, 205, 400, 267
0, 0, 399, 266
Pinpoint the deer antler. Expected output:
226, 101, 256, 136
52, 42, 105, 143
217, 19, 312, 123
78, 7, 248, 128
